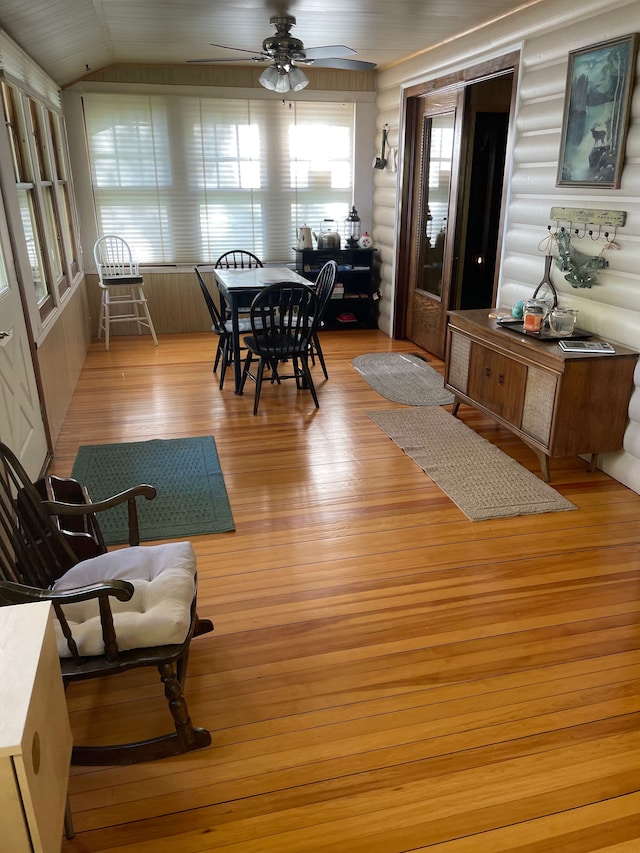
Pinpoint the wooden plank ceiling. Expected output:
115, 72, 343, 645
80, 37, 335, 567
0, 0, 543, 86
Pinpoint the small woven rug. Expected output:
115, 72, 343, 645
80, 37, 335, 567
368, 406, 576, 521
72, 436, 235, 544
353, 353, 455, 406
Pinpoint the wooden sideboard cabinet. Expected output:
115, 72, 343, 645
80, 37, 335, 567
0, 602, 73, 853
444, 309, 639, 481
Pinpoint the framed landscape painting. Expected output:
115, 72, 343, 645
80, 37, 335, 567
557, 34, 638, 188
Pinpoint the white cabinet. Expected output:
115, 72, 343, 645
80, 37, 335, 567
0, 602, 73, 853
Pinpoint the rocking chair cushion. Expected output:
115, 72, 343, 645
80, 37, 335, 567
52, 541, 197, 657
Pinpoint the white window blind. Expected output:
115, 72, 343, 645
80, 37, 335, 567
82, 94, 355, 263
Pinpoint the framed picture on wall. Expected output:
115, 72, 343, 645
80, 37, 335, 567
557, 34, 638, 188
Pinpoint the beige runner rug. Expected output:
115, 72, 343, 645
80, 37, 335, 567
368, 406, 576, 521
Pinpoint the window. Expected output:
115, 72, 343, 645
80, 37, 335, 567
83, 94, 355, 263
1, 81, 79, 318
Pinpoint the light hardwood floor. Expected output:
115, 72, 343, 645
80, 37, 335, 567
55, 330, 640, 852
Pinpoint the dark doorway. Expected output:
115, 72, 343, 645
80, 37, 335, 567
457, 111, 509, 309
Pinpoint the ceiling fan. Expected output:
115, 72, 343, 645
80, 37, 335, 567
188, 15, 376, 92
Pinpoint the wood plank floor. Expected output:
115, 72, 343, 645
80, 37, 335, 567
55, 330, 640, 852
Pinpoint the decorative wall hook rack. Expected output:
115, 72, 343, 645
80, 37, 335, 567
543, 207, 626, 289
549, 207, 627, 228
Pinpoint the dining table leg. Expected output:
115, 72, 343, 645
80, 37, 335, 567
228, 295, 243, 394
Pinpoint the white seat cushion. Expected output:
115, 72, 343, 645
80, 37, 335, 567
52, 541, 197, 658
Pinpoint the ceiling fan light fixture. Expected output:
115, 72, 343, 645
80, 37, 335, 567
288, 66, 309, 91
259, 65, 281, 90
273, 69, 291, 94
259, 62, 308, 94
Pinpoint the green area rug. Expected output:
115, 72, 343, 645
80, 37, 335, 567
368, 406, 576, 521
353, 353, 455, 406
72, 436, 235, 544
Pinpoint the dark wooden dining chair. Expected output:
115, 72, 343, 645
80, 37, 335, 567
0, 441, 213, 766
214, 250, 264, 315
239, 282, 319, 414
195, 265, 240, 388
308, 260, 337, 380
214, 250, 263, 270
195, 266, 263, 389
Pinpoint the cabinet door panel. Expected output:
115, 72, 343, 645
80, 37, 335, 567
447, 331, 471, 394
468, 342, 526, 424
522, 367, 557, 447
0, 776, 31, 849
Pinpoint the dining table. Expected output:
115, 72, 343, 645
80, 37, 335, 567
213, 265, 311, 394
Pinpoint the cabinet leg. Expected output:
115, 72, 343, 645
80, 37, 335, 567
64, 797, 75, 839
534, 451, 550, 483
589, 453, 599, 473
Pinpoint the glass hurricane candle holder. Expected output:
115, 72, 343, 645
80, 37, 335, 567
549, 307, 578, 337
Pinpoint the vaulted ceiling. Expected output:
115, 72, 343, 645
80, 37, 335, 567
0, 0, 540, 87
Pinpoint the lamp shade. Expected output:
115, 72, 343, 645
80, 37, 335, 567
288, 66, 309, 91
273, 71, 291, 93
259, 65, 281, 91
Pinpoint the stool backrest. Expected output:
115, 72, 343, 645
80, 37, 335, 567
94, 235, 138, 281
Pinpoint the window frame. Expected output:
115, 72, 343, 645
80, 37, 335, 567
1, 80, 80, 322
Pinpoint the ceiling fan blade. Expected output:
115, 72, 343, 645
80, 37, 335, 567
208, 42, 268, 56
307, 57, 377, 71
187, 56, 268, 64
303, 45, 357, 60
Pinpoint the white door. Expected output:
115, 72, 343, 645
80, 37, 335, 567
0, 203, 48, 479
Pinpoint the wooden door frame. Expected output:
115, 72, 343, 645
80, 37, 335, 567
393, 51, 521, 342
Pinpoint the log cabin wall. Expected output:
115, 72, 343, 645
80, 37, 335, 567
373, 0, 640, 494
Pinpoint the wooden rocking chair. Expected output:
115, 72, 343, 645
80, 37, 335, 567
0, 441, 213, 766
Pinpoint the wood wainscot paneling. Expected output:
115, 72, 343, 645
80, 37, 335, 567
37, 283, 91, 445
85, 270, 214, 338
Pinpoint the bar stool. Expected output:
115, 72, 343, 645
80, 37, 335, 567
93, 235, 158, 350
